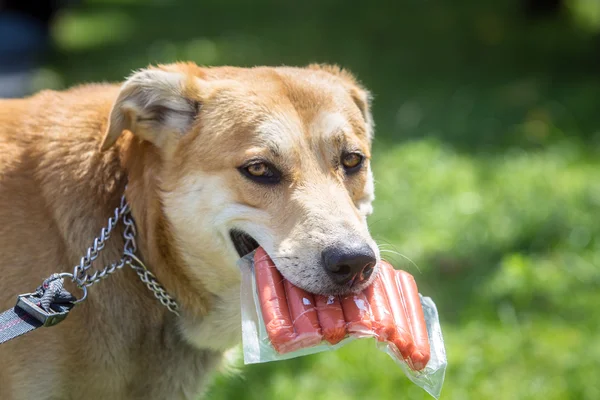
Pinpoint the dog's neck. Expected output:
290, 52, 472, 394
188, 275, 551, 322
113, 134, 213, 318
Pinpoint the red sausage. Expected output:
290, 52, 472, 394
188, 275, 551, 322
284, 280, 323, 350
396, 269, 431, 370
340, 292, 373, 336
254, 248, 297, 353
314, 295, 347, 345
379, 261, 415, 358
363, 274, 396, 342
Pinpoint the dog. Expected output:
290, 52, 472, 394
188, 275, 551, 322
0, 62, 379, 400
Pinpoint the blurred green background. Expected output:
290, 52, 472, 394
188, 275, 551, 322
11, 0, 600, 398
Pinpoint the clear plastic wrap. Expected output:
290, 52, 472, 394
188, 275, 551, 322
238, 252, 447, 399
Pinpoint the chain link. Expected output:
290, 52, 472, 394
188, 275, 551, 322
72, 194, 130, 287
125, 254, 180, 315
69, 190, 180, 316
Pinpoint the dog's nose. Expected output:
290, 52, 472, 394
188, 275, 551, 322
322, 242, 376, 286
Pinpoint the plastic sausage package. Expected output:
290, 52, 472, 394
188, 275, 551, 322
238, 249, 447, 399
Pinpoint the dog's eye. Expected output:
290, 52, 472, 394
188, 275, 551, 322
341, 152, 364, 174
239, 161, 281, 184
247, 163, 269, 177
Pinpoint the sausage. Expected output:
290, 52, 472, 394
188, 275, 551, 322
379, 261, 415, 359
254, 247, 297, 353
340, 292, 373, 336
363, 274, 396, 342
254, 246, 430, 365
315, 295, 347, 345
284, 280, 323, 350
396, 269, 431, 370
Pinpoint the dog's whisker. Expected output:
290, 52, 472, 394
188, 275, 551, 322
375, 238, 421, 274
253, 255, 296, 264
375, 238, 403, 252
366, 216, 389, 228
275, 277, 287, 285
378, 249, 422, 274
254, 254, 295, 261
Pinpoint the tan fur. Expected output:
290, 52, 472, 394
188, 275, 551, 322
0, 63, 377, 400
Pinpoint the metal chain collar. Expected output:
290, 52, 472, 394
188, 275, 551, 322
64, 191, 180, 316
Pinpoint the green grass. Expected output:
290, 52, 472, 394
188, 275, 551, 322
38, 0, 600, 398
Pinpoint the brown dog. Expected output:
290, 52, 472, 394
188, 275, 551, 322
0, 63, 379, 400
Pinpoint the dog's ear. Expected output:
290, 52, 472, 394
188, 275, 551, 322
348, 84, 374, 140
100, 68, 201, 151
307, 64, 374, 139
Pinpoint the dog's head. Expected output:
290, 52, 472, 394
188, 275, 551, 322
102, 63, 378, 296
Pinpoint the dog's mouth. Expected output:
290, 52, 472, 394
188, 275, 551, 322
229, 229, 260, 258
229, 229, 375, 296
